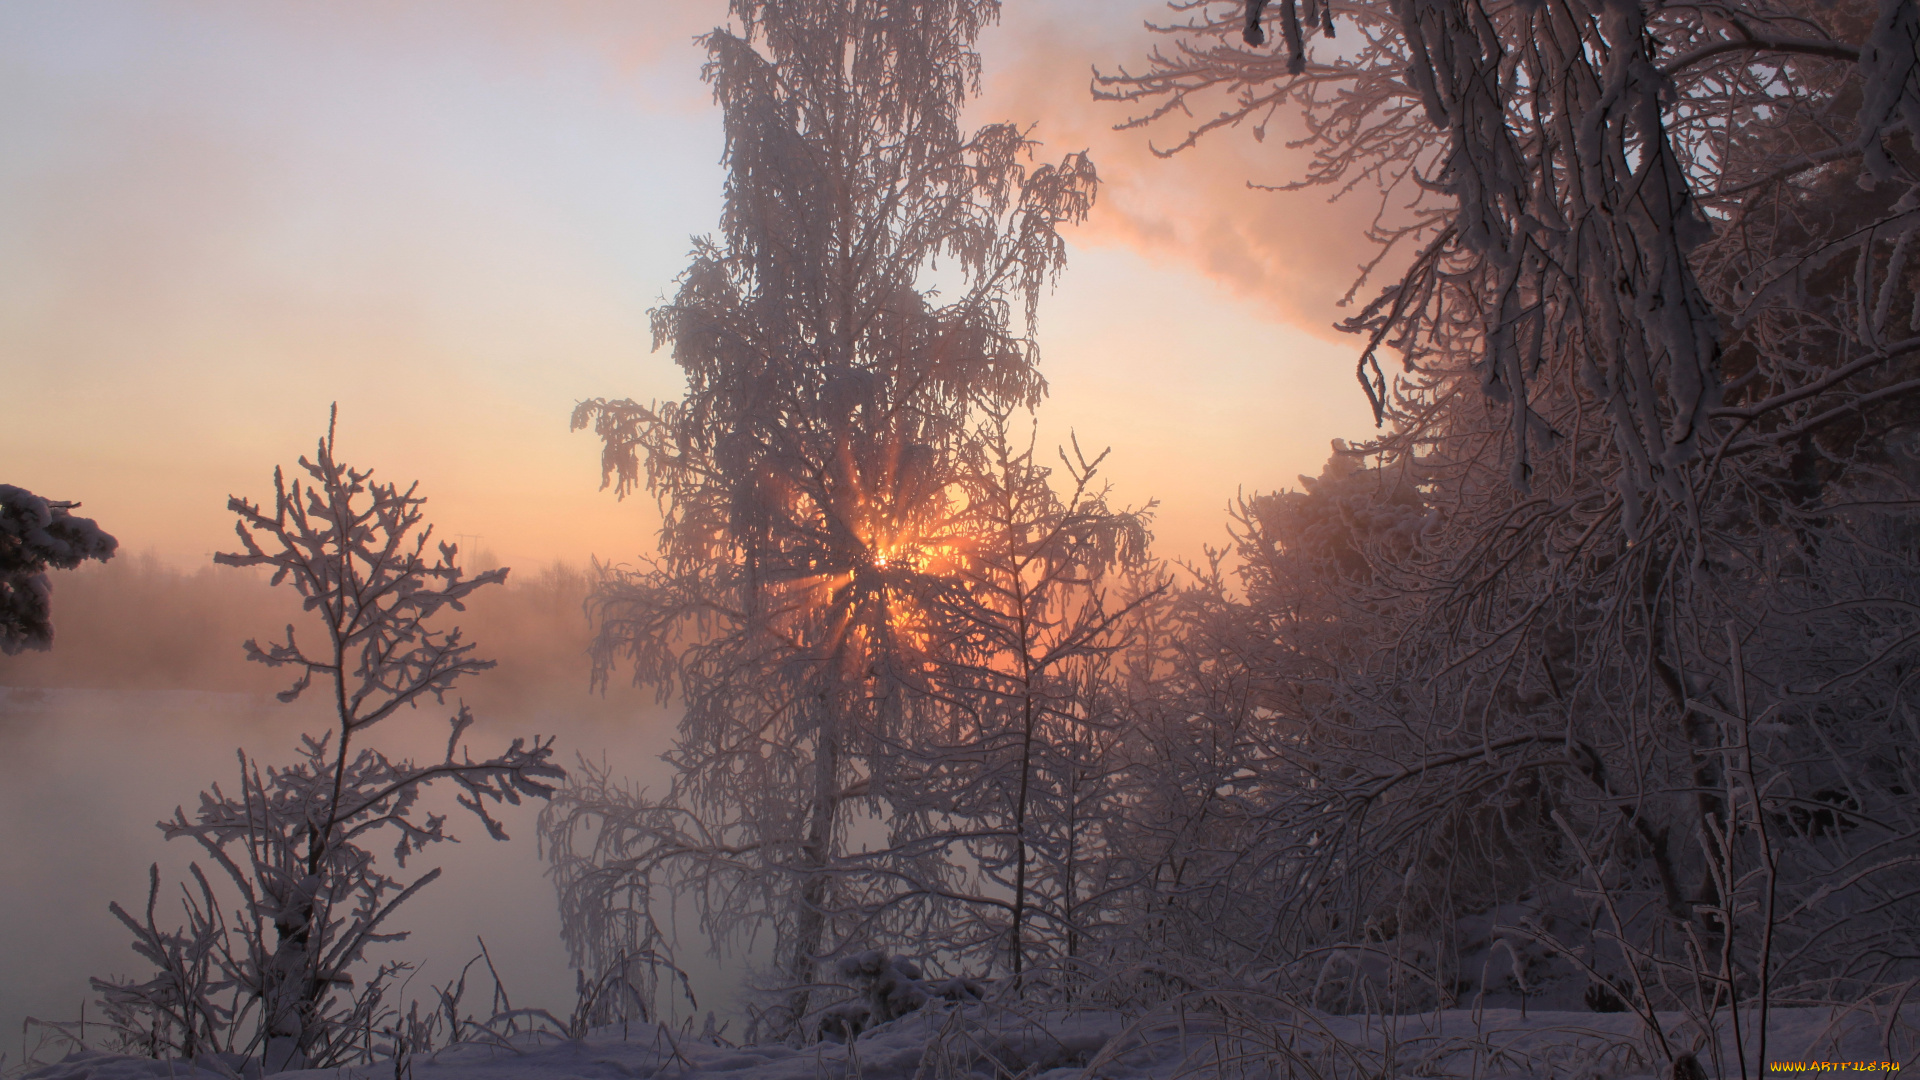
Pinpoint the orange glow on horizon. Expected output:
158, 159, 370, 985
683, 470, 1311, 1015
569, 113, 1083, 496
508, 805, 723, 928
0, 0, 1382, 583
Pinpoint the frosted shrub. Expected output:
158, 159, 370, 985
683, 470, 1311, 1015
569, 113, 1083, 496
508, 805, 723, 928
91, 408, 562, 1071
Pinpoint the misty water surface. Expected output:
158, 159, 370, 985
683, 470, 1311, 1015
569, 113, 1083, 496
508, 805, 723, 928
0, 558, 717, 1062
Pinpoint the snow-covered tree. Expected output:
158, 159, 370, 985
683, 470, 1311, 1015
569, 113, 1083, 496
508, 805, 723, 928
1088, 0, 1920, 1053
94, 409, 562, 1070
550, 0, 1097, 1039
0, 484, 116, 654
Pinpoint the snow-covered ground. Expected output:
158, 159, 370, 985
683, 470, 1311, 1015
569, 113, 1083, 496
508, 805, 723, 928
17, 1004, 1920, 1080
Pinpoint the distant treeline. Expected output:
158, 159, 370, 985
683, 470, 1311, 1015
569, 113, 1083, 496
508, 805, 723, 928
0, 552, 650, 718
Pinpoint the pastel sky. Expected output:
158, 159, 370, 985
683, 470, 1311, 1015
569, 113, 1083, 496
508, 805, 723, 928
1, 0, 1383, 574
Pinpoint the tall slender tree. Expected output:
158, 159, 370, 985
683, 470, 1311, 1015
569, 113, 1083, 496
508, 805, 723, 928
551, 0, 1096, 1037
928, 413, 1155, 981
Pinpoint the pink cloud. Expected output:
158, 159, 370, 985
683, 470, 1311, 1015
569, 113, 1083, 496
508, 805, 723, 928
974, 0, 1398, 346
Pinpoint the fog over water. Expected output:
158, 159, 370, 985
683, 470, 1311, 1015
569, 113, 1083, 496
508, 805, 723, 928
0, 555, 719, 1061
